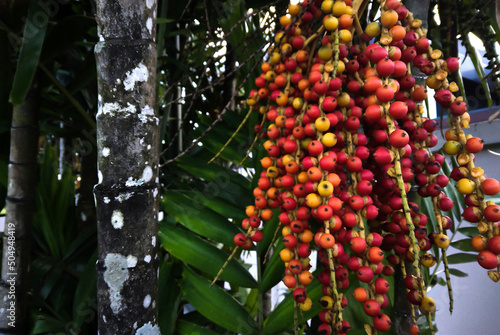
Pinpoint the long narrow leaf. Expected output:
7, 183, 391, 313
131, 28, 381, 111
10, 1, 48, 105
260, 241, 285, 292
159, 261, 182, 335
159, 222, 257, 288
175, 319, 219, 335
463, 33, 492, 108
446, 252, 477, 264
262, 277, 323, 335
179, 266, 258, 334
162, 192, 241, 246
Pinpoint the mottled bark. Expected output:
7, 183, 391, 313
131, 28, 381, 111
0, 85, 38, 333
94, 0, 160, 334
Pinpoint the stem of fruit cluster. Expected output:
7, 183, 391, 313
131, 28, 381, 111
431, 196, 454, 314
240, 113, 267, 165
385, 114, 421, 274
209, 107, 254, 164
263, 222, 282, 264
210, 245, 241, 287
294, 301, 299, 335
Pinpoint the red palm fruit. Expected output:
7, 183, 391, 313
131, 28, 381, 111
364, 299, 381, 317
423, 119, 438, 132
393, 60, 407, 77
293, 287, 307, 302
298, 243, 311, 258
376, 85, 395, 102
373, 147, 394, 165
342, 211, 357, 228
357, 180, 373, 195
462, 206, 483, 223
407, 290, 423, 305
401, 46, 417, 62
364, 76, 383, 94
409, 325, 420, 335
415, 37, 430, 53
399, 75, 415, 90
345, 116, 361, 130
346, 256, 362, 272
283, 234, 298, 249
291, 35, 305, 49
282, 274, 296, 288
389, 101, 408, 118
349, 236, 366, 254
482, 178, 500, 195
477, 250, 499, 269
355, 146, 370, 160
376, 58, 395, 77
369, 46, 389, 63
396, 5, 408, 20
346, 156, 363, 172
318, 323, 331, 335
366, 232, 383, 247
488, 236, 500, 254
308, 140, 324, 156
322, 96, 337, 111
288, 259, 303, 274
357, 266, 374, 283
445, 57, 459, 72
449, 100, 467, 116
297, 206, 311, 221
234, 233, 247, 246
389, 129, 409, 148
434, 89, 453, 108
329, 77, 342, 90
413, 149, 429, 163
438, 197, 454, 211
346, 59, 360, 73
412, 86, 427, 101
348, 195, 365, 210
465, 137, 484, 153
365, 104, 383, 119
484, 205, 500, 222
368, 246, 384, 263
373, 278, 390, 294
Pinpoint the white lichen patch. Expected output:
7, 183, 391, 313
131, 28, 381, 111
103, 253, 130, 314
97, 102, 136, 116
143, 294, 151, 308
126, 255, 138, 268
152, 236, 156, 247
98, 170, 103, 184
102, 147, 110, 157
124, 63, 148, 91
153, 188, 158, 198
136, 322, 160, 335
147, 144, 151, 150
115, 192, 134, 203
104, 197, 110, 204
146, 18, 153, 35
111, 210, 124, 229
103, 315, 106, 323
125, 177, 141, 187
125, 167, 152, 187
146, 0, 154, 9
144, 255, 151, 263
142, 166, 153, 183
158, 211, 164, 222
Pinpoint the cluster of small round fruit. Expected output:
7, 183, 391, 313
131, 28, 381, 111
228, 0, 500, 334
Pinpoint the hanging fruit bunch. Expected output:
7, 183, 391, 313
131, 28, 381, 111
213, 0, 500, 333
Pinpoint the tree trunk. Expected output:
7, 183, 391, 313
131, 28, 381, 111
94, 1, 160, 333
0, 85, 38, 333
